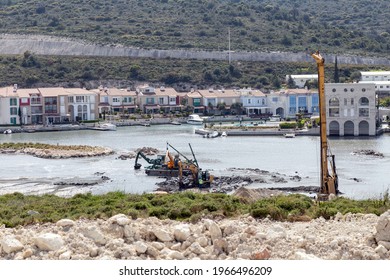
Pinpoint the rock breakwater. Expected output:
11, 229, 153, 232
1, 211, 389, 260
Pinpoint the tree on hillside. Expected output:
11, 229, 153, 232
287, 75, 296, 88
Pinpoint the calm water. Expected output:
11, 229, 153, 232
0, 125, 389, 199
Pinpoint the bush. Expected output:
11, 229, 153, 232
279, 122, 297, 129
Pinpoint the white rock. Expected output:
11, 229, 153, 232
22, 248, 34, 259
189, 242, 207, 255
375, 210, 390, 242
170, 243, 182, 251
151, 242, 165, 251
123, 225, 135, 238
208, 221, 222, 242
81, 226, 107, 245
197, 236, 208, 247
109, 214, 131, 226
146, 246, 160, 258
1, 236, 24, 254
152, 228, 173, 242
378, 241, 390, 251
59, 251, 72, 260
169, 251, 185, 260
375, 245, 388, 257
134, 241, 148, 254
174, 225, 191, 241
255, 232, 267, 240
34, 233, 64, 251
294, 251, 321, 260
223, 225, 236, 236
116, 218, 131, 226
267, 225, 287, 239
56, 219, 75, 227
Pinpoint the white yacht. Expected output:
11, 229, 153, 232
92, 123, 117, 131
187, 114, 203, 125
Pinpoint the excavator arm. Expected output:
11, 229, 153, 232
312, 51, 339, 199
134, 151, 165, 170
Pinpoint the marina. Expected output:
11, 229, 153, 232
0, 124, 389, 199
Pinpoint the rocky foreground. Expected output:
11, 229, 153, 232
1, 211, 390, 260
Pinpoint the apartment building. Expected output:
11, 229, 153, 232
0, 85, 19, 125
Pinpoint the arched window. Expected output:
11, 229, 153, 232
329, 97, 339, 107
359, 97, 369, 106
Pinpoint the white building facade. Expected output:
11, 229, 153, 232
325, 83, 376, 136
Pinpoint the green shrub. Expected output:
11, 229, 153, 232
279, 122, 297, 129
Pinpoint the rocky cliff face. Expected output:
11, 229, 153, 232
1, 211, 389, 260
1, 34, 390, 65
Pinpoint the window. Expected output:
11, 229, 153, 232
298, 96, 307, 112
362, 88, 366, 92
68, 96, 74, 103
272, 97, 278, 102
31, 106, 43, 114
359, 108, 369, 117
344, 98, 347, 106
350, 88, 354, 92
159, 97, 164, 105
248, 99, 251, 104
344, 88, 348, 92
10, 107, 18, 115
10, 117, 17, 125
112, 97, 120, 103
332, 88, 336, 92
146, 98, 154, 104
359, 97, 369, 106
329, 108, 340, 117
193, 98, 201, 107
262, 99, 266, 105
351, 98, 354, 105
329, 98, 339, 107
10, 98, 17, 106
76, 96, 85, 103
312, 94, 319, 106
44, 97, 58, 114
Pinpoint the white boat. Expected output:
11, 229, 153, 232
203, 131, 219, 138
221, 131, 227, 137
3, 129, 12, 134
284, 133, 295, 138
187, 114, 204, 125
92, 123, 117, 131
270, 115, 281, 122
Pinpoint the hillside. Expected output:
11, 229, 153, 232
0, 0, 390, 57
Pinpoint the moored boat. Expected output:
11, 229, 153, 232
92, 123, 117, 131
187, 114, 203, 125
284, 133, 295, 138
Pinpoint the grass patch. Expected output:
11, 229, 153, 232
0, 192, 389, 227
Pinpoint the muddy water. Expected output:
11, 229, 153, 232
1, 125, 389, 199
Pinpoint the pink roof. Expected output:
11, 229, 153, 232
37, 87, 66, 97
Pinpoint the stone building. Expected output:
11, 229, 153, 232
325, 83, 376, 136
